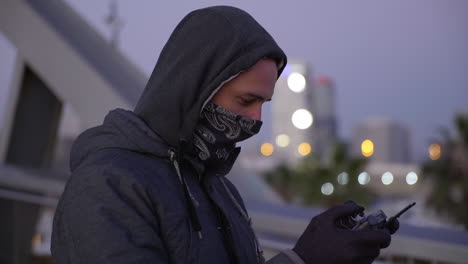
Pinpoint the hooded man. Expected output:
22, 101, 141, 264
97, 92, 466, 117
52, 6, 391, 264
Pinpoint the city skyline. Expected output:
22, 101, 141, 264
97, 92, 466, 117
1, 0, 467, 162
63, 0, 468, 162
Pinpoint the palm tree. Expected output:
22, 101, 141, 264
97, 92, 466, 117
263, 163, 297, 203
264, 142, 375, 207
422, 114, 468, 229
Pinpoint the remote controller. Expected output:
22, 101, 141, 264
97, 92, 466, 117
337, 202, 416, 234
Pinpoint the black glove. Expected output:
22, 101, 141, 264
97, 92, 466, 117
293, 201, 391, 264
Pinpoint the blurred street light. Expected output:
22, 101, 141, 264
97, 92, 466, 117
287, 72, 306, 93
276, 134, 290, 147
358, 172, 370, 185
429, 143, 441, 160
321, 182, 334, 195
406, 172, 418, 185
382, 172, 394, 185
361, 139, 374, 157
260, 142, 274, 156
297, 142, 312, 156
337, 172, 349, 185
291, 109, 313, 129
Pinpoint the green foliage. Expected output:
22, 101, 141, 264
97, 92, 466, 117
264, 142, 375, 207
422, 114, 468, 229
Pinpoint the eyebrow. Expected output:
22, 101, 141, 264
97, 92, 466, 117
246, 93, 272, 102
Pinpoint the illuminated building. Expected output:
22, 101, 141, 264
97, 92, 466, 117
271, 60, 315, 164
352, 118, 411, 163
313, 76, 337, 161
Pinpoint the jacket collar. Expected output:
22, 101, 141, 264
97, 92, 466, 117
184, 147, 241, 181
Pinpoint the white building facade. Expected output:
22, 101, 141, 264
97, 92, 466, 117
271, 60, 316, 164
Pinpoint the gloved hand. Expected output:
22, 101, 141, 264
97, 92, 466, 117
293, 201, 391, 264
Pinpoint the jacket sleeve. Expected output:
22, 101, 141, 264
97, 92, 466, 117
51, 167, 169, 263
266, 249, 306, 264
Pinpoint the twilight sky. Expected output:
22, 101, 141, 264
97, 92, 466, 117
1, 0, 467, 161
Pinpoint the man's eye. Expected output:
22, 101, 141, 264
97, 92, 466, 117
239, 97, 255, 105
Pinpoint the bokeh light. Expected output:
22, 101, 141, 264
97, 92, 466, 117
358, 172, 370, 185
287, 72, 306, 93
298, 142, 312, 156
381, 172, 394, 185
406, 172, 418, 185
361, 139, 374, 157
321, 182, 334, 195
337, 172, 349, 185
429, 143, 441, 160
291, 109, 313, 129
260, 143, 274, 156
276, 134, 290, 147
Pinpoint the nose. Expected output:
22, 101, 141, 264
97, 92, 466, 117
250, 106, 262, 121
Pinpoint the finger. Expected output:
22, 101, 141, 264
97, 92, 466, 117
354, 230, 391, 248
380, 230, 392, 248
344, 200, 365, 217
352, 248, 380, 264
344, 200, 357, 205
327, 202, 364, 220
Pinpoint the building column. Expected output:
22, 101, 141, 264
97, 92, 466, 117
1, 64, 62, 264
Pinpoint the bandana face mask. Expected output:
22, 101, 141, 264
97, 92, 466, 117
193, 103, 262, 164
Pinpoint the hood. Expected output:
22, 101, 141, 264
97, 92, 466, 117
70, 109, 168, 172
134, 6, 287, 150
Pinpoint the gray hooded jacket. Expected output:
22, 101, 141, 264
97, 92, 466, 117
52, 5, 301, 264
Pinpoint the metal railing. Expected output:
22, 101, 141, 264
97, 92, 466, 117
1, 165, 467, 263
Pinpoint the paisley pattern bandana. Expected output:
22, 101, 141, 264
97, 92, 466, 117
193, 103, 262, 164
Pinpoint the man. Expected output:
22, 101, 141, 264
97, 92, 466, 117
52, 6, 390, 263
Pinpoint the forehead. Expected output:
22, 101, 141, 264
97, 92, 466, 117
230, 59, 278, 95
245, 59, 278, 82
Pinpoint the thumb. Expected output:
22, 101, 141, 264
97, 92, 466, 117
326, 202, 364, 220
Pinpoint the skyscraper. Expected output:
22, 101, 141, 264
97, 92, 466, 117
352, 118, 412, 163
271, 60, 315, 164
313, 76, 337, 161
